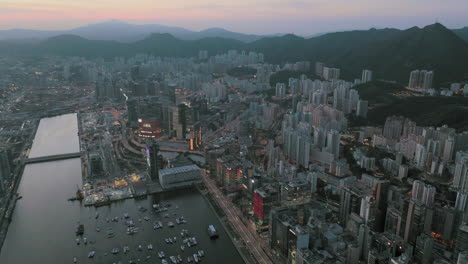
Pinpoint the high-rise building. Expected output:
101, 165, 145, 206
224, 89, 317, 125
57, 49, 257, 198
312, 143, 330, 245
383, 116, 405, 140
361, 69, 373, 83
357, 100, 368, 118
323, 67, 341, 81
326, 129, 340, 160
198, 50, 208, 60
275, 83, 286, 97
147, 140, 163, 181
315, 62, 324, 77
408, 70, 433, 90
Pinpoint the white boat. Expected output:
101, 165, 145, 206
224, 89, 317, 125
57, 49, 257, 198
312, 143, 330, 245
123, 246, 130, 254
95, 212, 99, 219
75, 238, 80, 245
144, 216, 150, 221
199, 250, 205, 257
193, 254, 199, 263
73, 256, 77, 263
147, 244, 153, 250
168, 238, 173, 243
111, 248, 119, 254
173, 236, 177, 242
138, 245, 143, 251
162, 260, 168, 264
83, 237, 87, 245
177, 255, 183, 262
158, 251, 165, 258
168, 222, 174, 227
87, 251, 95, 258
124, 213, 129, 218
187, 256, 193, 263
180, 245, 185, 251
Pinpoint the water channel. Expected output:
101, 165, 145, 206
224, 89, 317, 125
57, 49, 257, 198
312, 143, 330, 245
0, 113, 243, 264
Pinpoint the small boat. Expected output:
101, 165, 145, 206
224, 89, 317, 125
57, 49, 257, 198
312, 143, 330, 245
75, 238, 80, 245
168, 222, 174, 227
199, 250, 205, 257
95, 212, 99, 219
17, 196, 23, 200
193, 254, 199, 263
144, 216, 150, 221
111, 248, 119, 254
73, 256, 77, 263
95, 227, 101, 232
106, 227, 114, 238
187, 256, 193, 263
168, 238, 173, 243
76, 224, 84, 235
158, 251, 165, 259
138, 245, 143, 251
180, 245, 185, 251
169, 256, 177, 264
207, 225, 219, 239
123, 246, 130, 254
147, 244, 153, 250
146, 255, 151, 260
162, 260, 168, 264
124, 213, 129, 219
87, 251, 95, 258
177, 255, 183, 262
83, 237, 87, 245
173, 236, 177, 242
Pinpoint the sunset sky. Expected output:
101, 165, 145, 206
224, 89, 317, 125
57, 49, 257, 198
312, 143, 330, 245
1, 0, 468, 35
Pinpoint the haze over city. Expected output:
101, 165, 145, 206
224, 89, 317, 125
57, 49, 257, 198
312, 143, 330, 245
2, 0, 468, 34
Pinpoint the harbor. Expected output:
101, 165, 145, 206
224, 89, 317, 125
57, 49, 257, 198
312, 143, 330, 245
0, 113, 243, 264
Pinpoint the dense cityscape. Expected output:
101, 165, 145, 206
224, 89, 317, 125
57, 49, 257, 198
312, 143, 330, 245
2, 2, 468, 264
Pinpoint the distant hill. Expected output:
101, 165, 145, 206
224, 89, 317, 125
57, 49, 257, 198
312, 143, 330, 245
354, 81, 405, 104
0, 20, 266, 43
367, 96, 468, 132
453, 27, 468, 42
251, 24, 468, 85
1, 23, 467, 85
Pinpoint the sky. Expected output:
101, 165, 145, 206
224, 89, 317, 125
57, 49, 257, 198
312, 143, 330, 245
1, 0, 468, 35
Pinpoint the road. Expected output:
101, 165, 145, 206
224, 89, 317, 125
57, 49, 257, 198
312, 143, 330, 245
201, 172, 273, 264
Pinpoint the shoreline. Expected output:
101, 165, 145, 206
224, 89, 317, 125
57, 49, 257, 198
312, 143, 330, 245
197, 184, 256, 264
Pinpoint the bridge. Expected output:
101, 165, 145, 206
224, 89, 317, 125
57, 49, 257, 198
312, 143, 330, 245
25, 152, 83, 164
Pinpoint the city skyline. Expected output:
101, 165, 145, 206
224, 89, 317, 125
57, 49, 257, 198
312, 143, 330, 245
2, 0, 468, 35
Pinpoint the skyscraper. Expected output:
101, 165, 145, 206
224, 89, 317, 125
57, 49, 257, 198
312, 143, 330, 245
361, 69, 373, 83
326, 129, 340, 160
147, 140, 163, 181
408, 70, 433, 90
356, 100, 368, 118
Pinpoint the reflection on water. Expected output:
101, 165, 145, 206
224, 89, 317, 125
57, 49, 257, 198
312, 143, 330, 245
28, 113, 79, 158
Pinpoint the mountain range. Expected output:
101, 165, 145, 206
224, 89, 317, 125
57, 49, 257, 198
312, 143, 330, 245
0, 20, 271, 43
1, 23, 467, 86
